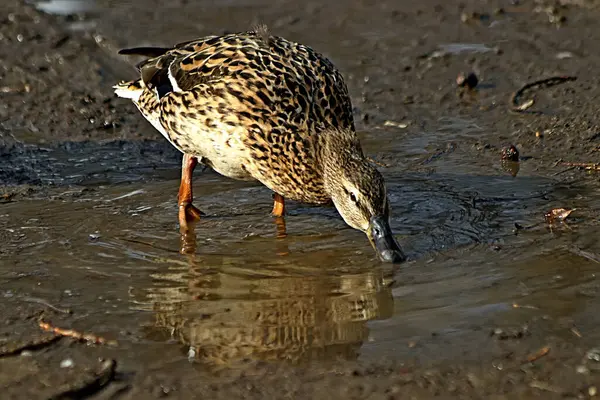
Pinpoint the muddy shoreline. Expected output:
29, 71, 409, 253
1, 0, 600, 398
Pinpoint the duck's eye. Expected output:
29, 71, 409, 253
349, 192, 358, 203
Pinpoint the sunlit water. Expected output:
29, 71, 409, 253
2, 129, 599, 371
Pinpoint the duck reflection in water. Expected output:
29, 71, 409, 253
134, 248, 394, 370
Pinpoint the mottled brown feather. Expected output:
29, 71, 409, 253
116, 29, 356, 205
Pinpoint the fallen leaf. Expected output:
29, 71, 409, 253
545, 208, 575, 223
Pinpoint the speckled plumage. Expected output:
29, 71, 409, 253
115, 28, 405, 262
115, 27, 355, 205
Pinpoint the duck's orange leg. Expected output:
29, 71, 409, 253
271, 193, 287, 239
178, 154, 203, 233
271, 193, 285, 217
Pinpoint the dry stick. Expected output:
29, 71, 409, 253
0, 335, 61, 358
560, 162, 600, 171
509, 76, 577, 113
38, 320, 118, 346
571, 327, 583, 338
524, 346, 550, 363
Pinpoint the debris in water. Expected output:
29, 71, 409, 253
571, 327, 582, 338
544, 208, 575, 224
383, 120, 408, 128
524, 346, 550, 363
38, 320, 118, 346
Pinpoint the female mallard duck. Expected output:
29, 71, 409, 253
114, 26, 405, 263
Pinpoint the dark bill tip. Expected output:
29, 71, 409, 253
369, 215, 406, 263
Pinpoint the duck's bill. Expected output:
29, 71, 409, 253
368, 215, 406, 263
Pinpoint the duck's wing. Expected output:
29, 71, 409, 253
119, 31, 353, 129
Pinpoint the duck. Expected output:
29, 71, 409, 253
114, 25, 405, 263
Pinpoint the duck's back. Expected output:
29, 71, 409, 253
117, 28, 355, 203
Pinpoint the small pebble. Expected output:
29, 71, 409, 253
590, 386, 597, 397
500, 144, 519, 162
60, 358, 74, 368
456, 72, 479, 89
88, 232, 101, 241
20, 350, 33, 357
576, 365, 589, 374
556, 51, 574, 59
187, 346, 196, 360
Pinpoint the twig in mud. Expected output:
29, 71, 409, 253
512, 303, 538, 310
20, 296, 72, 314
0, 335, 61, 358
48, 359, 117, 400
38, 320, 118, 346
524, 346, 550, 363
560, 162, 600, 171
509, 76, 577, 113
571, 327, 582, 338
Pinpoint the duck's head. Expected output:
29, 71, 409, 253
318, 128, 406, 263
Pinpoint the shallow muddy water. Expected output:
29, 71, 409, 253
2, 0, 600, 397
2, 119, 599, 373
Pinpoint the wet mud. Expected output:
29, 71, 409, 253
1, 0, 600, 398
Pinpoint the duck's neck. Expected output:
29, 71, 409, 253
315, 128, 366, 195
